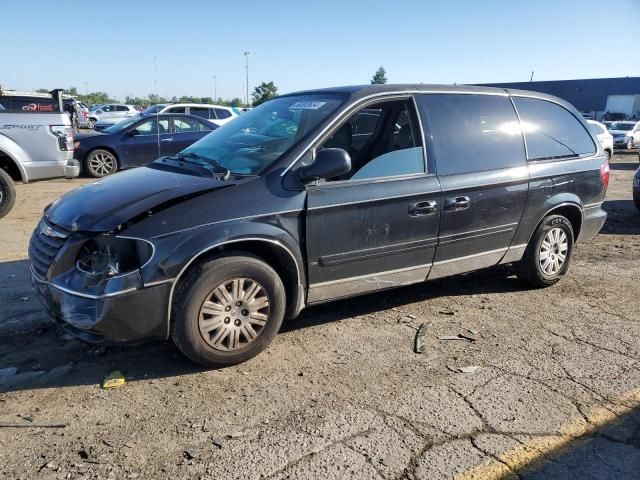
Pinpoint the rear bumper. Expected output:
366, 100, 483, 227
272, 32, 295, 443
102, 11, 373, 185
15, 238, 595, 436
578, 204, 607, 242
22, 155, 74, 182
31, 271, 170, 344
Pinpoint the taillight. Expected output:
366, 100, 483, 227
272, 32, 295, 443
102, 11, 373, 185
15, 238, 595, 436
600, 161, 610, 189
50, 125, 74, 151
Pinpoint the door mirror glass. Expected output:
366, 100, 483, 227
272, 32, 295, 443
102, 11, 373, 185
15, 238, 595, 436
298, 148, 351, 183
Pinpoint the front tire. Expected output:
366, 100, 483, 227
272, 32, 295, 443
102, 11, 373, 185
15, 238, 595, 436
171, 253, 286, 367
0, 169, 16, 219
88, 118, 96, 129
627, 138, 634, 150
85, 149, 118, 177
515, 215, 574, 288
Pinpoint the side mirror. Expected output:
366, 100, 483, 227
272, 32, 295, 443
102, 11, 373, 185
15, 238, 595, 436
298, 148, 351, 183
126, 129, 139, 137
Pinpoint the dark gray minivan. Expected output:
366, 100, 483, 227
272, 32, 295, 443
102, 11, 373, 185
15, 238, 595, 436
30, 84, 609, 366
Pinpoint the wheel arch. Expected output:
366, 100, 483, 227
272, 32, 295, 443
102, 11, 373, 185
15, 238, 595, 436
527, 202, 583, 246
0, 136, 28, 183
167, 237, 305, 338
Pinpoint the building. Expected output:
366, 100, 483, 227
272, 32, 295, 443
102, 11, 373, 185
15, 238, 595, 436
476, 77, 640, 121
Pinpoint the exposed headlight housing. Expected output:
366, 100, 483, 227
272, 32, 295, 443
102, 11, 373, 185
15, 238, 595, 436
76, 236, 153, 278
50, 125, 74, 151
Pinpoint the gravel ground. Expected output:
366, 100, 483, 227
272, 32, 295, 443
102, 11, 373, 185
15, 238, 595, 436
0, 154, 639, 480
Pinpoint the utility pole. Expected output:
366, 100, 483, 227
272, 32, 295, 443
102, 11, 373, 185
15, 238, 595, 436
84, 82, 88, 95
212, 75, 217, 102
244, 51, 250, 106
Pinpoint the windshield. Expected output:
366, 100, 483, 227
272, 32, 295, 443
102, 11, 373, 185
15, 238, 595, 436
143, 104, 166, 115
181, 94, 344, 174
609, 122, 634, 131
103, 116, 143, 134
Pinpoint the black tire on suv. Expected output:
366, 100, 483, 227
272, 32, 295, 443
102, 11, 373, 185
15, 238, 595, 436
171, 253, 286, 367
515, 214, 574, 288
0, 168, 16, 219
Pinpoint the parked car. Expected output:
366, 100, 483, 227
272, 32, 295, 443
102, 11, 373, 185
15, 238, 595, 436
74, 114, 217, 177
73, 100, 91, 129
634, 165, 640, 211
142, 103, 239, 127
0, 98, 78, 216
30, 84, 608, 367
608, 121, 640, 150
88, 104, 138, 128
587, 120, 613, 158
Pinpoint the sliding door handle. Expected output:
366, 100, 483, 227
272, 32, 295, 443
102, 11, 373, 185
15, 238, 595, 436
409, 200, 437, 216
444, 196, 470, 211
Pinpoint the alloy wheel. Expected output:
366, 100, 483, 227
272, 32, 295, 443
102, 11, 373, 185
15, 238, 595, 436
89, 152, 116, 176
539, 227, 568, 276
198, 277, 270, 351
628, 138, 634, 150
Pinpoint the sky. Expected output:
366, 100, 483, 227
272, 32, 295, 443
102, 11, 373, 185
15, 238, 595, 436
2, 0, 639, 101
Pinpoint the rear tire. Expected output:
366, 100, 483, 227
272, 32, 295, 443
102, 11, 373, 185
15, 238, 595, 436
0, 168, 16, 219
515, 215, 574, 288
171, 253, 286, 367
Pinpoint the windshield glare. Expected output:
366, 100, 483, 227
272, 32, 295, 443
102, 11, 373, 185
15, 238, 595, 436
103, 117, 142, 134
181, 94, 344, 174
609, 122, 634, 131
143, 104, 166, 115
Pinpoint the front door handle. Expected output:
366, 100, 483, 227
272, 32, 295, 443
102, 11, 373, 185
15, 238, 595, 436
409, 200, 437, 216
444, 196, 470, 211
160, 137, 173, 142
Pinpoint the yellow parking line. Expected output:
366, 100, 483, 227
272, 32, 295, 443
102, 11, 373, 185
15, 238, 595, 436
455, 388, 640, 480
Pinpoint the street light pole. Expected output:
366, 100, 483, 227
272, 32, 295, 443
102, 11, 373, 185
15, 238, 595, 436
244, 51, 250, 106
213, 75, 217, 102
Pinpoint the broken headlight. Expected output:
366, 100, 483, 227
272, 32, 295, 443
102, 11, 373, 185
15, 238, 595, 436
76, 236, 153, 277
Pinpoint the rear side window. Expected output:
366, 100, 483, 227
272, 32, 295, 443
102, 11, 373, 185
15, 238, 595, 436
588, 123, 604, 135
417, 94, 526, 175
214, 108, 231, 119
513, 97, 596, 160
190, 107, 213, 119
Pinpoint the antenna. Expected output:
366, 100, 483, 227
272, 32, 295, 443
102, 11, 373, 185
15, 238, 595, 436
154, 56, 160, 158
530, 70, 535, 82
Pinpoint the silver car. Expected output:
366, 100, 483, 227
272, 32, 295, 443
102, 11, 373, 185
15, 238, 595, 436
88, 104, 138, 128
608, 121, 640, 150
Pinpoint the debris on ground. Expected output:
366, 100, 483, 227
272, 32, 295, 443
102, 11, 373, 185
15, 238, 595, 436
211, 437, 224, 449
102, 370, 126, 389
227, 431, 245, 439
414, 323, 429, 353
439, 333, 477, 342
398, 316, 414, 323
439, 309, 455, 315
0, 422, 67, 428
458, 366, 482, 374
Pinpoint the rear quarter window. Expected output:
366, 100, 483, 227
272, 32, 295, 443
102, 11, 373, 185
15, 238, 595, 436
416, 94, 526, 176
513, 97, 596, 161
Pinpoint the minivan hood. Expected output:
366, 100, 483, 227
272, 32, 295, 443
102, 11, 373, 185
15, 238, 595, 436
45, 166, 233, 232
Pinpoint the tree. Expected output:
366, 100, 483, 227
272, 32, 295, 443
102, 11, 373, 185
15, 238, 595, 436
251, 81, 278, 106
229, 98, 243, 107
370, 66, 388, 85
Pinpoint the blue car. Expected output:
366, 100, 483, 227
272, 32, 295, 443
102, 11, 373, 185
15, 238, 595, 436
74, 114, 217, 177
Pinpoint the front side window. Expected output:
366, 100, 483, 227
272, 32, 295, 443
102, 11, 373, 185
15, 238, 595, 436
134, 118, 170, 135
513, 97, 596, 160
182, 94, 344, 174
417, 94, 526, 176
318, 99, 425, 181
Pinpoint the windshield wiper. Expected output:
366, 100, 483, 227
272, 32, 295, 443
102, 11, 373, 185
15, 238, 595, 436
174, 152, 230, 179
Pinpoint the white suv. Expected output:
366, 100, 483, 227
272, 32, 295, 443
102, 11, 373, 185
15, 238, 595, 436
143, 104, 238, 127
88, 104, 138, 128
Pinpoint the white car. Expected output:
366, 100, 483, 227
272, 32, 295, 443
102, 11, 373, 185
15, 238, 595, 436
608, 121, 640, 150
88, 104, 138, 128
142, 103, 238, 127
587, 120, 613, 158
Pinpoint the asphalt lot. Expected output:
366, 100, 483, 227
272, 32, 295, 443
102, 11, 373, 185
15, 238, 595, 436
1, 153, 639, 479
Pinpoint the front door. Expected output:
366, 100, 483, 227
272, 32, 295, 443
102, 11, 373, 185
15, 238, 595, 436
170, 116, 214, 153
415, 93, 529, 278
305, 97, 441, 303
121, 117, 172, 166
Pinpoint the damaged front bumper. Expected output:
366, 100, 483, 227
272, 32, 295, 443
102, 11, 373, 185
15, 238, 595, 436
31, 269, 171, 344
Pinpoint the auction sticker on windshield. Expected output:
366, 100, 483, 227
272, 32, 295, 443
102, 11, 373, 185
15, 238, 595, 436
289, 101, 327, 110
